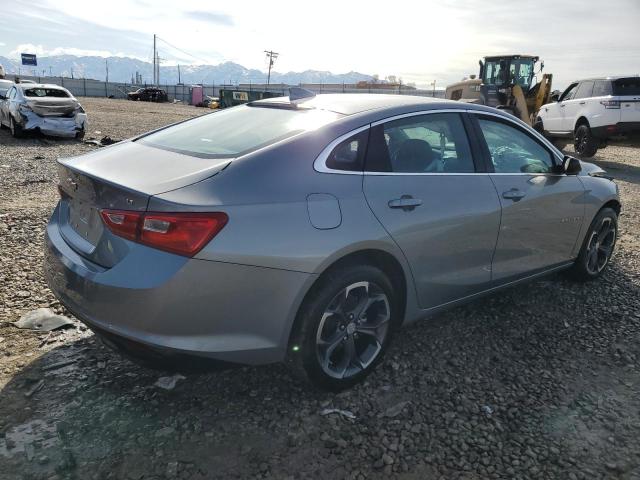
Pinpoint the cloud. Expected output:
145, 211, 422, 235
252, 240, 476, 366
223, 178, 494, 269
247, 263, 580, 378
184, 11, 234, 26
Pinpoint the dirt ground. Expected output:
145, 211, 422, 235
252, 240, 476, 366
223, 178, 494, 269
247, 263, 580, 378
1, 98, 639, 480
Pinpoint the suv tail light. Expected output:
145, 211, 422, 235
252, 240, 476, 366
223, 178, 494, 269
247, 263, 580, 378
100, 210, 228, 257
600, 100, 620, 109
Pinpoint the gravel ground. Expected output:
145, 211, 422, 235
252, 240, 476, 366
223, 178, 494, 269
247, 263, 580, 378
1, 98, 639, 480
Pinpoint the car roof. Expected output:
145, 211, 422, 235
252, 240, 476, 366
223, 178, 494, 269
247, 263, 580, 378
570, 75, 640, 83
17, 83, 69, 90
0, 79, 13, 85
252, 93, 472, 116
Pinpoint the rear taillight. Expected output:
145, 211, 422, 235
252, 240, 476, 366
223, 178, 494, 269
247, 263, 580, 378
100, 210, 228, 257
600, 100, 620, 109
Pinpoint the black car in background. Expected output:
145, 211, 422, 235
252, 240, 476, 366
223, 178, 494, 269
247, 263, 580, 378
127, 87, 168, 102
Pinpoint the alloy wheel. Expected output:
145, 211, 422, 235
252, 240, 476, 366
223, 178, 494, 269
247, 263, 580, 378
315, 281, 390, 379
585, 217, 616, 275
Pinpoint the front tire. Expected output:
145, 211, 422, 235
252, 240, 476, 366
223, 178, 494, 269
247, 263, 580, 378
287, 265, 399, 391
10, 116, 24, 138
568, 208, 617, 281
574, 124, 598, 158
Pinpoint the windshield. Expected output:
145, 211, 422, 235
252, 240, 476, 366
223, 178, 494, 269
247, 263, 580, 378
484, 58, 535, 88
139, 104, 341, 158
24, 88, 70, 98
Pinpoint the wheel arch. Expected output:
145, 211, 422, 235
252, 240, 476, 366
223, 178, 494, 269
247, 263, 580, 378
287, 248, 411, 351
575, 116, 590, 130
601, 199, 621, 216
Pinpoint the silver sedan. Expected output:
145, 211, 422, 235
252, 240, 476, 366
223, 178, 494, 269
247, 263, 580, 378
44, 92, 620, 390
0, 83, 87, 138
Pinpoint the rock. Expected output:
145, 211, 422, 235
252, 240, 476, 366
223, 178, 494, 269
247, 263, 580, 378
379, 401, 410, 418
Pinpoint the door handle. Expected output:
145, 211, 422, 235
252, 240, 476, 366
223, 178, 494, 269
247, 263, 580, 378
388, 195, 423, 211
579, 101, 586, 105
502, 189, 526, 201
559, 104, 566, 108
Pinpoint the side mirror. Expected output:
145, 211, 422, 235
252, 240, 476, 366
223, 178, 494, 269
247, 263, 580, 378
563, 156, 582, 175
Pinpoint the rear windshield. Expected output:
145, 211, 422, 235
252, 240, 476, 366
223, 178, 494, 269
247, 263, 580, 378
138, 105, 341, 158
24, 88, 70, 98
613, 78, 640, 96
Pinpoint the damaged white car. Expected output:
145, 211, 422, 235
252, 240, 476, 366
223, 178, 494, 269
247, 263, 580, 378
0, 84, 87, 138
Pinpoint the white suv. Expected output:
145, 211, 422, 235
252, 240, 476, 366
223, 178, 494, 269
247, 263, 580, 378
536, 76, 640, 157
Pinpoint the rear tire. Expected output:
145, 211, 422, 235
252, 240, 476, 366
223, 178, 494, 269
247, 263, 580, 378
574, 124, 598, 158
567, 208, 617, 281
286, 264, 400, 391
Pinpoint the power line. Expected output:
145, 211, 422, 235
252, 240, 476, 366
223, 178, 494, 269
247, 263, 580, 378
156, 36, 213, 65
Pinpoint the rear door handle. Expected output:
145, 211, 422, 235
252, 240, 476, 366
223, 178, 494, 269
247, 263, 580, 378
579, 101, 586, 105
502, 189, 526, 201
388, 195, 423, 211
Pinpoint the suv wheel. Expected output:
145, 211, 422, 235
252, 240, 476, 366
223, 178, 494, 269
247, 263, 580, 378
287, 265, 399, 391
574, 124, 598, 158
568, 208, 617, 281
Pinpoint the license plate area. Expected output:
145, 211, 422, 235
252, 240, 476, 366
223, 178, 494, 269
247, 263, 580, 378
69, 199, 102, 246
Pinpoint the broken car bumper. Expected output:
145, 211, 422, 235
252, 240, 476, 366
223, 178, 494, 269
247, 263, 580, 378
19, 111, 87, 138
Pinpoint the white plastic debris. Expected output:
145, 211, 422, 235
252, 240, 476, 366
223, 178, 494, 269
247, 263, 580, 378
320, 408, 356, 420
14, 308, 74, 332
482, 405, 494, 416
379, 400, 411, 418
154, 374, 186, 390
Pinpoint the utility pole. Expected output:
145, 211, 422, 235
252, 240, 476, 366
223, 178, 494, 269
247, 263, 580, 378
153, 34, 157, 85
156, 51, 161, 85
264, 50, 279, 87
431, 80, 436, 97
49, 66, 52, 76
178, 64, 181, 84
105, 59, 109, 83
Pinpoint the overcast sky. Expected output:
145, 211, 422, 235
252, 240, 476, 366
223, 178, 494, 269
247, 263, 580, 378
1, 0, 639, 88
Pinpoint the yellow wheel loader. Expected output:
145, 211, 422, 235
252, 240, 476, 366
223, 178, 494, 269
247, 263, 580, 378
445, 55, 552, 129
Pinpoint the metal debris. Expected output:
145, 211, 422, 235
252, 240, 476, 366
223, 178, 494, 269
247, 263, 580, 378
320, 408, 357, 420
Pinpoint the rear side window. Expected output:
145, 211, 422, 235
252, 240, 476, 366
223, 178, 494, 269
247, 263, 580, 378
365, 113, 475, 173
325, 130, 368, 172
139, 105, 340, 158
574, 81, 594, 99
477, 118, 555, 174
613, 77, 640, 96
592, 81, 613, 97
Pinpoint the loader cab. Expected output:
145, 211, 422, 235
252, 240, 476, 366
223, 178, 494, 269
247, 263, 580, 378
478, 55, 539, 107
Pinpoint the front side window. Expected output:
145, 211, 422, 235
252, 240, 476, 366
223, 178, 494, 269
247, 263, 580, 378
560, 83, 579, 101
574, 81, 594, 99
365, 113, 475, 173
140, 105, 341, 158
477, 118, 555, 174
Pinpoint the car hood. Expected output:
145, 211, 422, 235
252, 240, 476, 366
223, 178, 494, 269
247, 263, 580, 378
59, 140, 231, 196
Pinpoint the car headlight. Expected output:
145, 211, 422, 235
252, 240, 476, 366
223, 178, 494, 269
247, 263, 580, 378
74, 105, 85, 114
18, 104, 32, 113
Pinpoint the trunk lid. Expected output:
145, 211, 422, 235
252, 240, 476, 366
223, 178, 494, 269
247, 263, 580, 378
56, 141, 231, 267
27, 98, 78, 117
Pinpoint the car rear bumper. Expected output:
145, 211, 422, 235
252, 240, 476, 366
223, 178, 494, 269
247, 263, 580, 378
44, 206, 314, 365
19, 111, 87, 137
592, 122, 640, 139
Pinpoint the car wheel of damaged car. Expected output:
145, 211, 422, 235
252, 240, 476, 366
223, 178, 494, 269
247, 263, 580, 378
287, 265, 398, 391
10, 116, 24, 138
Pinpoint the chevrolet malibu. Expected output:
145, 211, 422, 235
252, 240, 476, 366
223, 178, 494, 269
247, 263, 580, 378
45, 92, 620, 390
